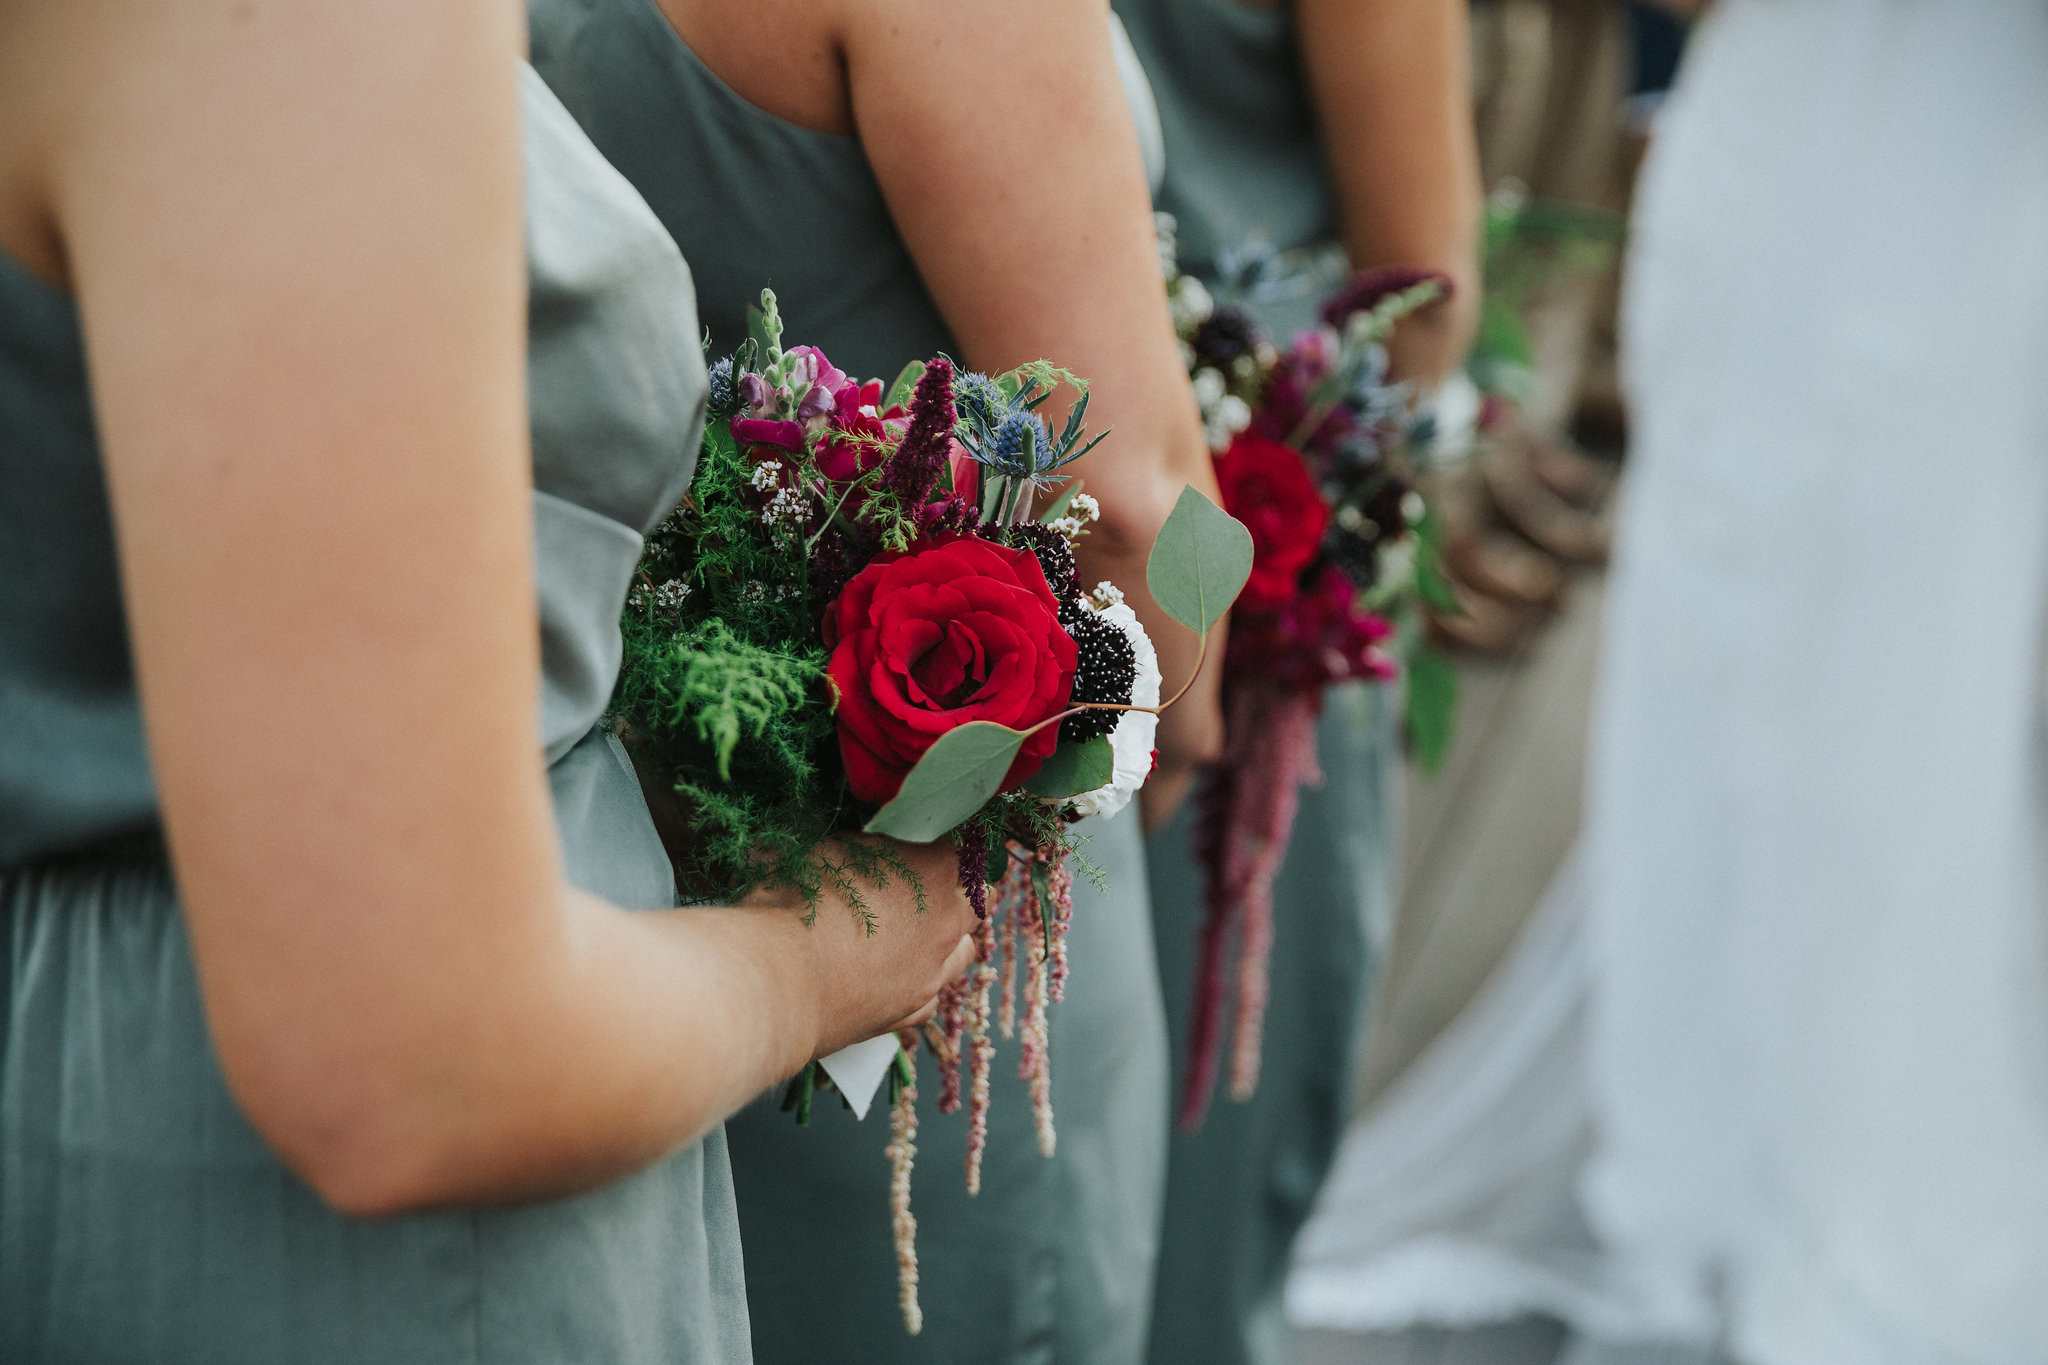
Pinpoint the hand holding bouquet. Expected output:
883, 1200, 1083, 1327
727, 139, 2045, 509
614, 291, 1251, 1330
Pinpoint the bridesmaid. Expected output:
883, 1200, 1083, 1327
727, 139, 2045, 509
0, 5, 971, 1360
529, 0, 1223, 1360
1110, 2, 1482, 1364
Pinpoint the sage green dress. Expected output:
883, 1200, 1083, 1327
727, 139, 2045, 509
1112, 4, 1403, 1364
530, 5, 1168, 1361
0, 67, 750, 1364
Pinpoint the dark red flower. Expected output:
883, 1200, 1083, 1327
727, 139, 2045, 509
824, 532, 1079, 805
1226, 564, 1395, 692
1212, 430, 1329, 613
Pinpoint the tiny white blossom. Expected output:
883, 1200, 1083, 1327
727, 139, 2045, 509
1168, 276, 1215, 333
1051, 516, 1083, 538
758, 485, 809, 539
1203, 393, 1253, 453
1088, 580, 1125, 610
1377, 536, 1417, 591
654, 580, 691, 610
1070, 493, 1101, 524
750, 461, 784, 492
741, 582, 767, 605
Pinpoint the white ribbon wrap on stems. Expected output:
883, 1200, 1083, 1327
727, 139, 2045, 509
816, 1033, 901, 1120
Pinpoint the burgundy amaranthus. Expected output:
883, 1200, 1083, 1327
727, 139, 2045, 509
885, 357, 957, 513
1320, 265, 1453, 330
1182, 685, 1325, 1127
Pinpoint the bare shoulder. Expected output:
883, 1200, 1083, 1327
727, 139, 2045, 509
654, 0, 853, 134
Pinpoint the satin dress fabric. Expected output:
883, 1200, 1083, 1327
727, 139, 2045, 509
1112, 4, 1404, 1364
529, 4, 1172, 1361
0, 67, 749, 1364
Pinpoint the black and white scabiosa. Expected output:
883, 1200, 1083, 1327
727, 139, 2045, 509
1060, 582, 1161, 822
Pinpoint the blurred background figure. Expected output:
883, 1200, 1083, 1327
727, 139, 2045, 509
1295, 3, 2048, 1365
1284, 4, 1691, 1363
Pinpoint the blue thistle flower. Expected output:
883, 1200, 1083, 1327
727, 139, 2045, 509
707, 357, 738, 414
984, 410, 1049, 477
952, 370, 1011, 434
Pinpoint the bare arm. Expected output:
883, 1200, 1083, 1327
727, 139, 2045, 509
12, 0, 969, 1217
1298, 0, 1484, 387
843, 0, 1228, 822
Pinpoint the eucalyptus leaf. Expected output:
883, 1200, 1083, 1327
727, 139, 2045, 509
1022, 735, 1114, 799
1405, 646, 1460, 774
1146, 485, 1254, 634
1413, 509, 1462, 616
863, 721, 1029, 842
886, 359, 927, 411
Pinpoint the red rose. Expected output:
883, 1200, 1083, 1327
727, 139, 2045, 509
825, 532, 1079, 805
1213, 430, 1329, 613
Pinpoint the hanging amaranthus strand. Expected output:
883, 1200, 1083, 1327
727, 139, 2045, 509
962, 902, 1001, 1194
933, 976, 970, 1115
1010, 848, 1060, 1157
1048, 855, 1074, 1005
885, 1057, 922, 1335
999, 876, 1021, 1039
1180, 685, 1324, 1128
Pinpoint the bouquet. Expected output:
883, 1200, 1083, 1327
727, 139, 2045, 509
614, 291, 1250, 1331
1160, 219, 1463, 1127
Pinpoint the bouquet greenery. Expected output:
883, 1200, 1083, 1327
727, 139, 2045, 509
613, 291, 1250, 1330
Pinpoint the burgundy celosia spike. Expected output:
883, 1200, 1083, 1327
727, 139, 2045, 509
1180, 764, 1240, 1130
883, 358, 957, 509
1225, 690, 1322, 1101
934, 977, 969, 1115
1048, 854, 1073, 1006
1319, 266, 1455, 330
956, 830, 990, 921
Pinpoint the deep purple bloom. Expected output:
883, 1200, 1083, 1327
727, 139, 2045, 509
881, 358, 956, 508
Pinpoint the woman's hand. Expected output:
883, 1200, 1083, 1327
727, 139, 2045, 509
740, 836, 978, 1058
1386, 264, 1483, 392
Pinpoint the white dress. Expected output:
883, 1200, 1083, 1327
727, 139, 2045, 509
1292, 4, 2048, 1363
